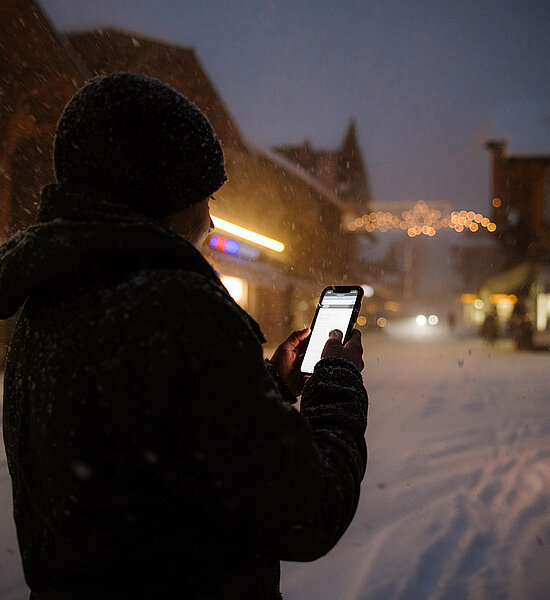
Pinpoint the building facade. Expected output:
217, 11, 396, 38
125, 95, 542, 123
0, 0, 372, 359
487, 139, 550, 265
480, 139, 550, 343
273, 125, 374, 287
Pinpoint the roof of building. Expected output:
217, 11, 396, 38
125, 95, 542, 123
486, 139, 550, 161
272, 120, 373, 210
65, 27, 243, 146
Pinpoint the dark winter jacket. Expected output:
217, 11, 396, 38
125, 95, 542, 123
0, 183, 368, 600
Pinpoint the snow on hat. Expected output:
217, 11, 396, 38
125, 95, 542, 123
53, 72, 227, 219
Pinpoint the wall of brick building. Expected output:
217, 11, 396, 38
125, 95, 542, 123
488, 141, 550, 264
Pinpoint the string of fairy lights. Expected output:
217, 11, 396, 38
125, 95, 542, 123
347, 200, 497, 237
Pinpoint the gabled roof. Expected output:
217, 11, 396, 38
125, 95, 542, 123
250, 145, 342, 209
65, 27, 243, 147
272, 120, 373, 209
337, 120, 372, 205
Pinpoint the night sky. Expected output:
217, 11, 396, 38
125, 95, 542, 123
39, 0, 550, 213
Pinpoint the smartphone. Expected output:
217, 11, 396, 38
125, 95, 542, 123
300, 285, 364, 375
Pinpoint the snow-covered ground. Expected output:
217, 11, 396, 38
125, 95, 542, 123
1, 333, 549, 599
283, 333, 550, 600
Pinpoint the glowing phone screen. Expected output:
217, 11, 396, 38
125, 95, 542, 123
301, 290, 359, 374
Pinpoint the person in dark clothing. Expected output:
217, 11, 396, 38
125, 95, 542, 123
508, 299, 534, 350
481, 307, 501, 346
0, 73, 368, 600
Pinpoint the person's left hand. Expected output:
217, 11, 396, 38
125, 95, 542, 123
270, 327, 310, 396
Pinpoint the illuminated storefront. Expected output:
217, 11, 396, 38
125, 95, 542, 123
204, 220, 318, 347
476, 262, 550, 343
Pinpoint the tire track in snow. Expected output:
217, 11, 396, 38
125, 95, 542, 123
281, 336, 550, 600
365, 339, 549, 600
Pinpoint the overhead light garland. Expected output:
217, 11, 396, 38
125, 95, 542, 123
346, 200, 496, 237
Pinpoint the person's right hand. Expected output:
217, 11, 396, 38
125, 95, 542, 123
321, 329, 364, 372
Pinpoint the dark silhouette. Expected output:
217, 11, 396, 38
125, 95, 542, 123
447, 311, 456, 332
481, 308, 501, 345
509, 300, 534, 350
0, 73, 368, 600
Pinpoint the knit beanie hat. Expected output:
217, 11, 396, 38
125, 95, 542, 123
53, 72, 227, 219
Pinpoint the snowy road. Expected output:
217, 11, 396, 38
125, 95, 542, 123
1, 334, 550, 599
283, 333, 550, 600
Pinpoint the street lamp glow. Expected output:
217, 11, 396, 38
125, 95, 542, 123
211, 216, 285, 253
361, 284, 375, 298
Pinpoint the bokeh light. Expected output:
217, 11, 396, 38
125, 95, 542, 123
346, 200, 498, 238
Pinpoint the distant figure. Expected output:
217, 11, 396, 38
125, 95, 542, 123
509, 300, 534, 350
0, 73, 368, 599
447, 311, 456, 332
481, 308, 501, 345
